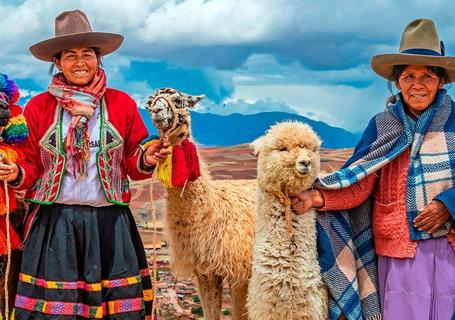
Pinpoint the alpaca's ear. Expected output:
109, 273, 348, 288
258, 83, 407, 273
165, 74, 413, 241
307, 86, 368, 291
188, 95, 205, 108
250, 136, 265, 157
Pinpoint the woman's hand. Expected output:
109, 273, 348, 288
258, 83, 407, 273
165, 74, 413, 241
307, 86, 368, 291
291, 189, 325, 215
143, 141, 172, 166
0, 157, 19, 182
413, 200, 451, 234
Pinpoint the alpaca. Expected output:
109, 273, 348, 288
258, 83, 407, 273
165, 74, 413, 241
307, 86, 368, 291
248, 121, 328, 320
146, 88, 256, 320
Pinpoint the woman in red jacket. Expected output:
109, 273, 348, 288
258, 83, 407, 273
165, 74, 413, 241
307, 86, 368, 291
292, 19, 455, 319
0, 10, 168, 319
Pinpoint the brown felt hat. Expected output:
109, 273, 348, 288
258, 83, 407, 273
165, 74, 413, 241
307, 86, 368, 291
29, 9, 124, 62
371, 18, 455, 83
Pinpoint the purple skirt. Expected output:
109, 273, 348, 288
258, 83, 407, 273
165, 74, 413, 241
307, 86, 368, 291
378, 237, 455, 320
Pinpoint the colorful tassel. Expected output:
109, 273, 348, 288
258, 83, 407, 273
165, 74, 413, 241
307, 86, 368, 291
181, 139, 200, 181
0, 74, 19, 106
2, 112, 28, 145
155, 139, 201, 188
156, 146, 173, 188
171, 145, 189, 188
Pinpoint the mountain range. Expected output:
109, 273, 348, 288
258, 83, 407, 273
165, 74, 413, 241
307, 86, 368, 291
138, 109, 360, 149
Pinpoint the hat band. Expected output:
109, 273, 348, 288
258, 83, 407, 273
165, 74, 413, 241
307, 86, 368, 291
401, 48, 443, 56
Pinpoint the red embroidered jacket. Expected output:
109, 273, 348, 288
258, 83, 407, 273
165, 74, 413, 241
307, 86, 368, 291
320, 147, 455, 258
12, 89, 153, 205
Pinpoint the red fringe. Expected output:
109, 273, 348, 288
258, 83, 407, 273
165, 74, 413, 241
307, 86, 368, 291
171, 145, 189, 188
182, 139, 200, 181
0, 215, 22, 254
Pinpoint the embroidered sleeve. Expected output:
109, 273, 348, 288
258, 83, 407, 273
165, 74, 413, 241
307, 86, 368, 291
11, 99, 41, 190
124, 98, 154, 180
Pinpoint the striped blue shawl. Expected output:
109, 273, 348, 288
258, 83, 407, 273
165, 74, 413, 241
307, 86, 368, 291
315, 89, 455, 319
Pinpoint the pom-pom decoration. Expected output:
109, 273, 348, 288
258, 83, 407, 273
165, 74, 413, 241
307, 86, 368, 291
0, 74, 28, 144
153, 138, 201, 188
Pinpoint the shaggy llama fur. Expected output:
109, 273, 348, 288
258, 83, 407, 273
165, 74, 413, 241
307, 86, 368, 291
248, 121, 328, 320
147, 88, 256, 320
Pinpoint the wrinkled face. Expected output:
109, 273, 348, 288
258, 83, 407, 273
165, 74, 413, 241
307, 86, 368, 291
146, 88, 204, 145
396, 65, 444, 116
253, 123, 321, 194
54, 47, 99, 86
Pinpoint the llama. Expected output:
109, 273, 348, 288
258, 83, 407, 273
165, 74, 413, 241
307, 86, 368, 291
146, 88, 256, 320
248, 121, 328, 320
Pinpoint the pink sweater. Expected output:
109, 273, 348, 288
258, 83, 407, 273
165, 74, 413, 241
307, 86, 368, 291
319, 147, 455, 258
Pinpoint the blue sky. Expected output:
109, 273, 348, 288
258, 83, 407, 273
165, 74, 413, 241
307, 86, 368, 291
2, 0, 455, 133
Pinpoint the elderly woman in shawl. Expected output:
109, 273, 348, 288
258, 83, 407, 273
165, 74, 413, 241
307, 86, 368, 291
292, 18, 455, 319
0, 9, 169, 319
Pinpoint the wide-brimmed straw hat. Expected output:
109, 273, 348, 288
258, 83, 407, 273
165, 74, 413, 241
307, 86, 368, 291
29, 9, 123, 62
371, 18, 455, 83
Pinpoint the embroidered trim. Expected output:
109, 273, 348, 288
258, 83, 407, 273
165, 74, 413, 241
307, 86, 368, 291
15, 295, 103, 318
19, 269, 151, 291
28, 107, 66, 204
97, 99, 125, 205
140, 268, 150, 277
15, 295, 145, 318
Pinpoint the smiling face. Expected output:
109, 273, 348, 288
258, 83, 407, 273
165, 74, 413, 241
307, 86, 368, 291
396, 65, 444, 116
54, 47, 99, 86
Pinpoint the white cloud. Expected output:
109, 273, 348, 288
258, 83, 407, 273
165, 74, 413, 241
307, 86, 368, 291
135, 0, 294, 45
2, 0, 455, 134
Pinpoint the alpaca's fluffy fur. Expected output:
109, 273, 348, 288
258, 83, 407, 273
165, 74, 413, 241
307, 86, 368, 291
147, 88, 256, 320
248, 121, 328, 320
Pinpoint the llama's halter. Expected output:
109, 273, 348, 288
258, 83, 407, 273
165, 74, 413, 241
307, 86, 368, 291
149, 94, 192, 145
150, 93, 195, 196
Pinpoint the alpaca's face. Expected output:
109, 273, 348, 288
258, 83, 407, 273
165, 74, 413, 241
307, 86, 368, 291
253, 122, 321, 195
146, 88, 204, 145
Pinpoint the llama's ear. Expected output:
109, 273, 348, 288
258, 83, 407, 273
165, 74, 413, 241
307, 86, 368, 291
250, 136, 265, 157
188, 95, 205, 108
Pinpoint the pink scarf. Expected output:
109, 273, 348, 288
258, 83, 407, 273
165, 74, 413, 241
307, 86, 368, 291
48, 68, 107, 178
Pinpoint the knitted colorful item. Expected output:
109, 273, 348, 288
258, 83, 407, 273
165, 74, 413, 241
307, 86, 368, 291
152, 138, 200, 188
0, 74, 28, 145
0, 73, 28, 254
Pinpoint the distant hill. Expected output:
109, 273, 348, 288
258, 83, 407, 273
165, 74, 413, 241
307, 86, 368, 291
139, 109, 360, 149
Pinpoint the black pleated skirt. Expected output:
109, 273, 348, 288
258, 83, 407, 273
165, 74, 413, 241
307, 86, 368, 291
13, 204, 154, 319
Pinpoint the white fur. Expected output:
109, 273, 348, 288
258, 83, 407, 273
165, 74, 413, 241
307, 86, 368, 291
248, 121, 328, 320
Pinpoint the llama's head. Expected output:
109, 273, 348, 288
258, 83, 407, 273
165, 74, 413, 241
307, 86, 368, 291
146, 88, 204, 146
251, 121, 321, 195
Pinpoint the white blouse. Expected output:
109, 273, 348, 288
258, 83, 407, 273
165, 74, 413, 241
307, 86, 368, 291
55, 107, 113, 207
